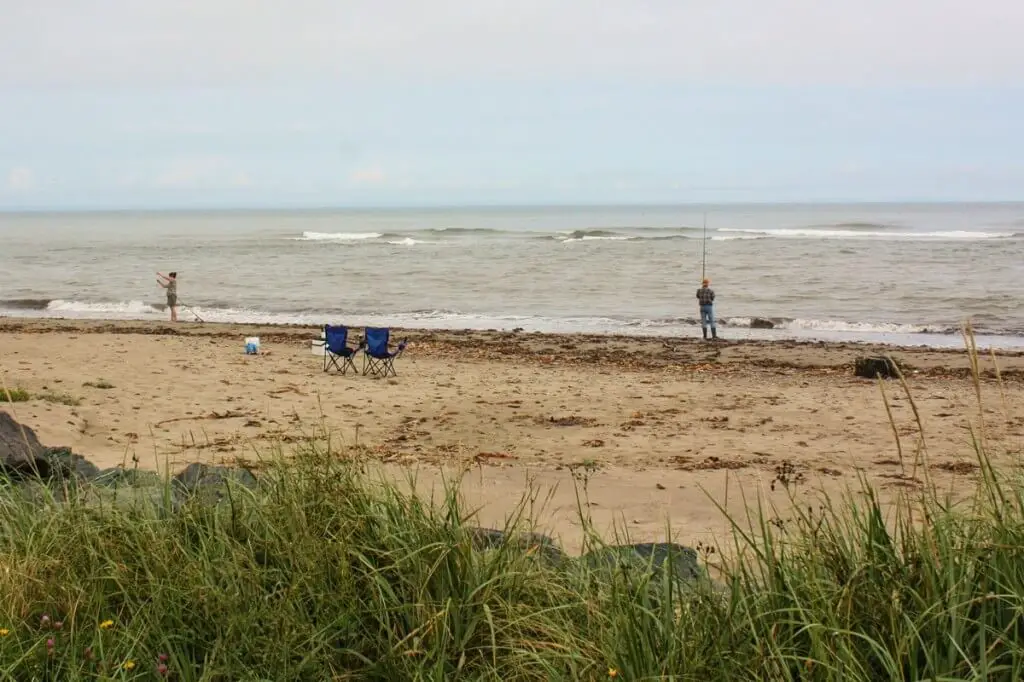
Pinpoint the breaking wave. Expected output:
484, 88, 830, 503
289, 225, 1017, 244
2, 300, 1018, 342
560, 229, 632, 242
296, 231, 384, 241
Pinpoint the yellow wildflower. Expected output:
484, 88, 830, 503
608, 668, 618, 678
99, 620, 114, 630
0, 628, 9, 637
123, 660, 136, 671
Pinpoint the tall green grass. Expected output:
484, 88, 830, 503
0, 338, 1021, 680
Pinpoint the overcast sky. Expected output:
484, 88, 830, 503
2, 1, 1023, 209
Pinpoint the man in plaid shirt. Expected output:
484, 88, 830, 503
696, 278, 717, 340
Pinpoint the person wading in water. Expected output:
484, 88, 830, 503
156, 271, 178, 322
696, 278, 717, 340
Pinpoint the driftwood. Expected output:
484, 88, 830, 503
153, 409, 249, 428
854, 356, 902, 379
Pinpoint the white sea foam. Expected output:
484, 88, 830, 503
561, 235, 633, 242
297, 231, 382, 241
725, 317, 945, 334
5, 301, 1022, 348
45, 299, 163, 315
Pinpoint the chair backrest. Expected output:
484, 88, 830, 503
324, 325, 350, 353
364, 327, 390, 357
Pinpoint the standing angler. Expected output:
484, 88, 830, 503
156, 271, 178, 322
696, 278, 717, 340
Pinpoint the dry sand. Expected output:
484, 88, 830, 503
2, 318, 1023, 555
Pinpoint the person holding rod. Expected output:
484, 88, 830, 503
156, 271, 178, 322
697, 277, 717, 340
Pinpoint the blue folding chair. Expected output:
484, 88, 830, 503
323, 325, 362, 375
362, 327, 407, 377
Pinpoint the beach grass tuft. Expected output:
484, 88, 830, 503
0, 386, 80, 406
1, 386, 30, 403
0, 331, 1021, 679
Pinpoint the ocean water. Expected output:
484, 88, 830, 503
1, 204, 1022, 348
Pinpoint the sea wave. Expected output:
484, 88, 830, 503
631, 316, 958, 335
45, 299, 165, 315
0, 298, 51, 310
296, 231, 384, 241
423, 227, 501, 235
808, 222, 900, 232
289, 225, 1015, 244
723, 317, 955, 335
717, 228, 1013, 241
560, 229, 633, 242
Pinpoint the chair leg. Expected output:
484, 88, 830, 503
364, 356, 387, 377
325, 352, 354, 374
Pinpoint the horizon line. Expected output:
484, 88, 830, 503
3, 198, 1024, 215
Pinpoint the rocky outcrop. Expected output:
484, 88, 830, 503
467, 527, 568, 565
582, 542, 703, 582
854, 356, 903, 379
0, 412, 99, 481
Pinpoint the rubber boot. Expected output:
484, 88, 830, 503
702, 328, 708, 340
711, 328, 718, 340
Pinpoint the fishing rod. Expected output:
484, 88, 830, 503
701, 212, 708, 281
180, 302, 204, 323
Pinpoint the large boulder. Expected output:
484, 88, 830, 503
854, 356, 902, 379
467, 527, 567, 565
0, 410, 45, 474
172, 462, 259, 506
0, 412, 98, 481
582, 542, 704, 583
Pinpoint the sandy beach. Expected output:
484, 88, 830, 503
2, 318, 1023, 554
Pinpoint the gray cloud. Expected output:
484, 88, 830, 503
3, 0, 1023, 87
